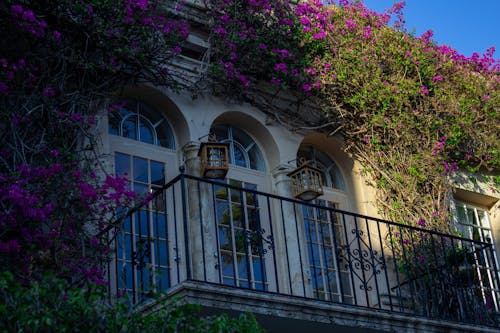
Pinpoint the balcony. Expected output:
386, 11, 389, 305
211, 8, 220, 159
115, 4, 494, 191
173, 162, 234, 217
108, 173, 500, 332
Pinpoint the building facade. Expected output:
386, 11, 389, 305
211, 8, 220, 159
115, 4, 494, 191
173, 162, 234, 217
98, 2, 500, 332
97, 83, 500, 332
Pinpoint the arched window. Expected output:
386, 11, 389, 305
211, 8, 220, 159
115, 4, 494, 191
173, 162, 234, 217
211, 124, 265, 171
108, 100, 175, 149
297, 145, 345, 191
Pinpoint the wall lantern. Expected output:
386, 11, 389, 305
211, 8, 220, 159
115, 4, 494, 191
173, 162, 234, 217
198, 136, 229, 179
287, 163, 324, 201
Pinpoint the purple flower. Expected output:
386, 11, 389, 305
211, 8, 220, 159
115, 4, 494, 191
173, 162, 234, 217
22, 10, 36, 22
11, 5, 24, 15
432, 75, 442, 82
417, 218, 426, 227
363, 26, 372, 39
313, 30, 326, 40
0, 81, 9, 96
344, 19, 357, 30
53, 31, 61, 41
214, 26, 227, 35
273, 62, 287, 73
420, 85, 429, 95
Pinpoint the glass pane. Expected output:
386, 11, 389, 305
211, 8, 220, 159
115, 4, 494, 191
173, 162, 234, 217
221, 252, 235, 277
216, 202, 230, 225
231, 205, 243, 229
324, 248, 336, 269
249, 145, 265, 171
233, 146, 246, 167
154, 213, 166, 238
115, 153, 130, 178
139, 118, 154, 144
117, 233, 125, 259
156, 120, 175, 149
234, 229, 246, 252
124, 234, 132, 259
230, 188, 242, 204
159, 268, 169, 290
237, 255, 248, 279
133, 157, 148, 182
215, 185, 228, 200
218, 227, 232, 251
125, 263, 133, 289
327, 270, 338, 293
247, 208, 259, 230
150, 161, 165, 186
253, 258, 264, 282
133, 182, 149, 197
123, 215, 131, 233
122, 116, 137, 140
158, 240, 168, 266
135, 210, 149, 236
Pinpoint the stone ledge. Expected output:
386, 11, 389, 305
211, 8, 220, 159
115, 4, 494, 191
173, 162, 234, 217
142, 280, 498, 333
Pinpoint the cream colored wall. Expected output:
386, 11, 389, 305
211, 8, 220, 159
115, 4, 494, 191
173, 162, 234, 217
107, 85, 382, 217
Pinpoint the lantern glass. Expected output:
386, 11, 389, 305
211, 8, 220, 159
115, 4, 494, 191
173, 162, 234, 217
198, 142, 229, 179
287, 164, 324, 201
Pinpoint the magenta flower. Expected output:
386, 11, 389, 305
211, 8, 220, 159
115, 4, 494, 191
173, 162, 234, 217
432, 75, 442, 82
417, 218, 426, 227
420, 85, 429, 95
344, 19, 357, 30
0, 81, 8, 96
273, 62, 287, 73
313, 30, 326, 40
363, 26, 372, 39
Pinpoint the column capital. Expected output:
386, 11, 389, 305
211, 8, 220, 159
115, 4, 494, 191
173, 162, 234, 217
271, 164, 294, 179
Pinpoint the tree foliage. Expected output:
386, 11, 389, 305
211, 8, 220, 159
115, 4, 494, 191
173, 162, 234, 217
0, 271, 263, 333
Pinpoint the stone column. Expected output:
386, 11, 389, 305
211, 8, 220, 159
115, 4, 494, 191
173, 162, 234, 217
181, 142, 219, 283
271, 164, 310, 297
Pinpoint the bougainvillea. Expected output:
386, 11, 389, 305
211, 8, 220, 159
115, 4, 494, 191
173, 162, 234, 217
208, 0, 499, 232
1, 0, 498, 292
0, 0, 188, 283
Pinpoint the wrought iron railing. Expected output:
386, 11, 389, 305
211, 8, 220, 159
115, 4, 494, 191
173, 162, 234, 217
109, 172, 500, 327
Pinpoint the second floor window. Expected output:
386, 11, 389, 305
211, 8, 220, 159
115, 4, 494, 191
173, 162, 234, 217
108, 100, 175, 149
211, 125, 265, 171
297, 145, 345, 191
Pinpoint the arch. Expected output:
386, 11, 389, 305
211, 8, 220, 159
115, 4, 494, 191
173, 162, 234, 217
298, 133, 354, 193
211, 111, 280, 171
119, 86, 191, 148
298, 145, 345, 191
109, 99, 175, 148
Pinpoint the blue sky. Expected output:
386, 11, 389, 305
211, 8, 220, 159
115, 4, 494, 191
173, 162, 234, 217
362, 0, 500, 57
